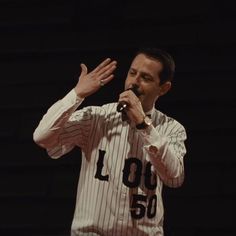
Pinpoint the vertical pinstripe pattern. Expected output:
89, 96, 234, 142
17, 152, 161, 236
34, 91, 187, 236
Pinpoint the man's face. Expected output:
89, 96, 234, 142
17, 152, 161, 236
125, 53, 170, 112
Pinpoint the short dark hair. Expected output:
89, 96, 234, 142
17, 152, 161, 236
136, 48, 175, 84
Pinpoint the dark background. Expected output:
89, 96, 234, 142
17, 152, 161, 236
0, 0, 236, 235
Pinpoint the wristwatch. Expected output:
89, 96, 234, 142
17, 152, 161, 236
136, 115, 152, 130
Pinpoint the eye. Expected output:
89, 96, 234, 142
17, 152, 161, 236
129, 69, 136, 76
142, 75, 153, 82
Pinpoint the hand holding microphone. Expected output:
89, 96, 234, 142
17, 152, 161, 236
117, 84, 148, 126
117, 84, 141, 112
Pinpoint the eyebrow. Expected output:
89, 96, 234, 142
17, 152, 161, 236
130, 67, 154, 80
141, 71, 154, 78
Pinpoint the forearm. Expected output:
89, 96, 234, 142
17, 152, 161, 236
138, 125, 186, 187
33, 89, 84, 148
148, 144, 185, 187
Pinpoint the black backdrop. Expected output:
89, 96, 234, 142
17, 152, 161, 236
0, 0, 236, 235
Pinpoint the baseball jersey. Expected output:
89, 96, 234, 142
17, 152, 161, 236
33, 89, 187, 236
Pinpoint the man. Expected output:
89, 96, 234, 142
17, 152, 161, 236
33, 48, 187, 236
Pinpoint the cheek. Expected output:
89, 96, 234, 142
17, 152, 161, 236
124, 77, 133, 89
144, 86, 160, 99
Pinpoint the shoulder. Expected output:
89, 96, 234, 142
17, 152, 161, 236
153, 109, 186, 135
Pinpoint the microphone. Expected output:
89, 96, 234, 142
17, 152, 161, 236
117, 84, 140, 112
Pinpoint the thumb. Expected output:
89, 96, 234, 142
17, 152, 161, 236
80, 63, 88, 77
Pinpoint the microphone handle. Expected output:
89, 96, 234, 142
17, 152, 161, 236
117, 101, 127, 112
117, 85, 140, 112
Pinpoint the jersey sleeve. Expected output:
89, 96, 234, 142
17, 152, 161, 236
33, 89, 94, 159
138, 120, 187, 188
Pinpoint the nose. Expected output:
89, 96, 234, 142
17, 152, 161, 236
126, 72, 141, 90
131, 74, 141, 86
129, 76, 141, 96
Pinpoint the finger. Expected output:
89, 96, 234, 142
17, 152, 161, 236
98, 66, 117, 83
97, 61, 117, 76
93, 58, 112, 73
119, 92, 140, 107
119, 90, 136, 99
80, 63, 88, 77
99, 74, 115, 86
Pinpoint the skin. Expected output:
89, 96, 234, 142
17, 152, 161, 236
74, 53, 171, 126
74, 58, 117, 98
119, 53, 172, 124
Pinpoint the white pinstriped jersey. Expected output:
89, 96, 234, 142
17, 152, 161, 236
33, 89, 187, 236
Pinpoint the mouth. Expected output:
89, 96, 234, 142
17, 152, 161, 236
126, 84, 143, 97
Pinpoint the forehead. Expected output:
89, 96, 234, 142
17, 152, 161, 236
130, 53, 163, 75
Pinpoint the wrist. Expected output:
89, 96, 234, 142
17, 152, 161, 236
136, 115, 152, 130
74, 87, 86, 99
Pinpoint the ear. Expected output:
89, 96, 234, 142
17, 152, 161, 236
159, 81, 172, 96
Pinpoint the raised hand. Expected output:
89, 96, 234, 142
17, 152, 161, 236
74, 58, 117, 98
